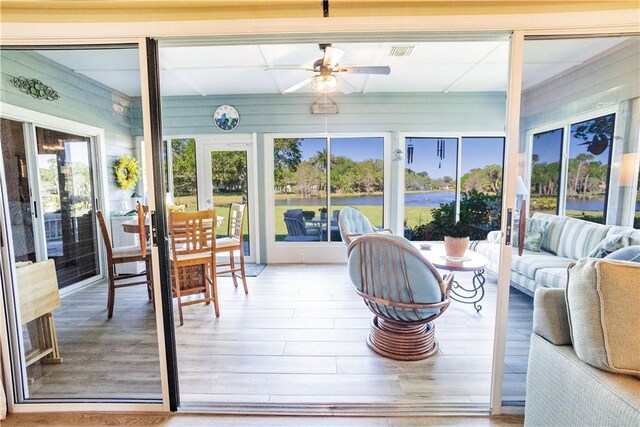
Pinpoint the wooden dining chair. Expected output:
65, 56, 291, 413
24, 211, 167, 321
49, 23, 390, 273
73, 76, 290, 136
169, 209, 219, 325
96, 209, 153, 319
136, 202, 153, 302
215, 203, 248, 294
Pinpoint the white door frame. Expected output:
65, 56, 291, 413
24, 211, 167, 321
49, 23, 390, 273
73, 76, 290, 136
0, 102, 109, 294
0, 102, 109, 401
196, 133, 259, 263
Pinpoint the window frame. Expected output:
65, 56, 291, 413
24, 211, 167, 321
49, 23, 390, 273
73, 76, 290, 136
398, 132, 507, 232
265, 132, 391, 262
525, 107, 618, 221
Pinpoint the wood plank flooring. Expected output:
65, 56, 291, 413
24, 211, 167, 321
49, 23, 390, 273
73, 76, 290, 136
22, 264, 532, 408
3, 412, 525, 426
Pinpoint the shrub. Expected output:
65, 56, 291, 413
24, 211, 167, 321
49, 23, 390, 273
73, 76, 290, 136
411, 190, 501, 241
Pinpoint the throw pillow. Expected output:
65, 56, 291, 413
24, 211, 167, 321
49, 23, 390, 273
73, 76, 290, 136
605, 245, 640, 263
522, 218, 547, 252
565, 258, 640, 377
588, 235, 630, 258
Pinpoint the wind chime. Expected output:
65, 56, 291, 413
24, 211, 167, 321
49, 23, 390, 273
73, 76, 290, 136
436, 139, 446, 168
407, 143, 414, 164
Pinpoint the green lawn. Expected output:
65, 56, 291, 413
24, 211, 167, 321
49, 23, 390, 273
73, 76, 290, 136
171, 194, 435, 240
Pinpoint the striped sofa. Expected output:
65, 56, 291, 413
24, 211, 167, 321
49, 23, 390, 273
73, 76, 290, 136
474, 213, 640, 295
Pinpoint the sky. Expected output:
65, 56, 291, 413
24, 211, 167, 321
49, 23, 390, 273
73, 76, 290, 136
298, 137, 384, 162
296, 136, 504, 179
532, 129, 563, 164
405, 137, 504, 179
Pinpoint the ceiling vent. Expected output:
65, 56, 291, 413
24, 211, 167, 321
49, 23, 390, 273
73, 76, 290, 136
388, 45, 415, 57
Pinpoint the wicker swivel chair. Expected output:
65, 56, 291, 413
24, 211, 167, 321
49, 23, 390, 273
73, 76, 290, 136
338, 206, 392, 245
347, 234, 454, 360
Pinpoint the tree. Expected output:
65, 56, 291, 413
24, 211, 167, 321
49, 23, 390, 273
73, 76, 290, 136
211, 151, 248, 200
571, 114, 614, 142
171, 138, 197, 196
273, 138, 302, 191
460, 165, 503, 194
569, 153, 594, 196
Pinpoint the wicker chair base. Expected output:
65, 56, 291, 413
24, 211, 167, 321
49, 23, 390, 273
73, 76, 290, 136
367, 316, 438, 361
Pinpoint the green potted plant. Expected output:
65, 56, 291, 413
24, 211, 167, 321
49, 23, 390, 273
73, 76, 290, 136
302, 210, 315, 221
443, 221, 470, 258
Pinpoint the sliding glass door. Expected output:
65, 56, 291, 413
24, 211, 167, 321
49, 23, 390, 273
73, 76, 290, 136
0, 45, 163, 403
35, 127, 99, 288
273, 136, 385, 243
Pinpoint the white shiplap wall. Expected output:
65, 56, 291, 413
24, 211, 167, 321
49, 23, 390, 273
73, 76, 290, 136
519, 37, 640, 226
0, 51, 139, 212
131, 92, 506, 136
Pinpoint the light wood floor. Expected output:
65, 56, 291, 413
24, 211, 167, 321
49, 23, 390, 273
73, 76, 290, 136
3, 412, 524, 426
23, 264, 532, 407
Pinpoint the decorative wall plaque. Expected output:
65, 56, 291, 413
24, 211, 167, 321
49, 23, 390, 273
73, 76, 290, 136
311, 100, 338, 114
10, 76, 59, 101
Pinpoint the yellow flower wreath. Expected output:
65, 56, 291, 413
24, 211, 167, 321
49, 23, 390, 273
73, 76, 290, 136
114, 155, 140, 190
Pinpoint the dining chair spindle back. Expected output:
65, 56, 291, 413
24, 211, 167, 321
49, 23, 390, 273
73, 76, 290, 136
169, 209, 219, 325
215, 203, 248, 294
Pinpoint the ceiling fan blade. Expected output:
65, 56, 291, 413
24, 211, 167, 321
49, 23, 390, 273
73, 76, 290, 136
337, 66, 391, 75
283, 76, 314, 93
337, 75, 357, 94
323, 46, 345, 68
265, 67, 315, 71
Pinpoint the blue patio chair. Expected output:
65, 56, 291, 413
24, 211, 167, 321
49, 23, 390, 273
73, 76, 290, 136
347, 234, 453, 360
283, 210, 320, 241
337, 206, 392, 245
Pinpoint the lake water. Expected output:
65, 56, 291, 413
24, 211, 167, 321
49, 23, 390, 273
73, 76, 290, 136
276, 192, 640, 211
276, 191, 455, 207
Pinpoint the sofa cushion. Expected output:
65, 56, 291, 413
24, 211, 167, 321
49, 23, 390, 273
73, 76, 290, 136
606, 226, 640, 246
532, 288, 571, 345
532, 212, 567, 254
523, 218, 547, 252
566, 258, 640, 376
534, 267, 568, 289
512, 252, 574, 281
605, 246, 640, 263
588, 235, 631, 258
556, 217, 609, 259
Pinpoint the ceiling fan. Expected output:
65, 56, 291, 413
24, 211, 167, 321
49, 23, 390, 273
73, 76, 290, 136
266, 43, 391, 93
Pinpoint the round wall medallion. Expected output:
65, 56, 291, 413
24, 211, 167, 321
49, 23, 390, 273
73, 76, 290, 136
213, 105, 239, 131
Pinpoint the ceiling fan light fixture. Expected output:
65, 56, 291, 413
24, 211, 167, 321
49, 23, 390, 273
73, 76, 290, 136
311, 74, 338, 92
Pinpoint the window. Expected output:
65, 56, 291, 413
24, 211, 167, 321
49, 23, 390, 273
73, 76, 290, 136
404, 137, 458, 230
404, 136, 504, 237
273, 136, 384, 242
566, 114, 615, 223
529, 114, 616, 223
530, 128, 564, 215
